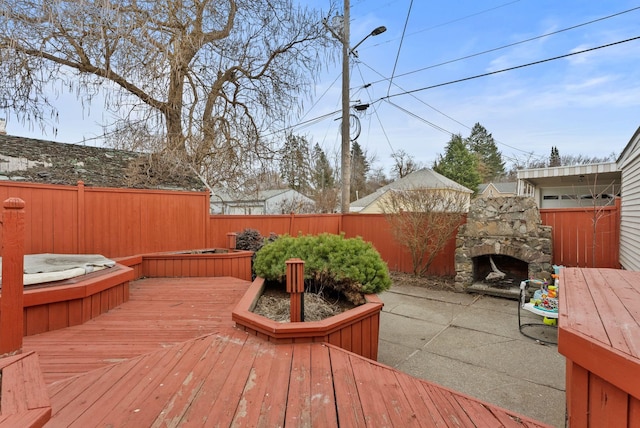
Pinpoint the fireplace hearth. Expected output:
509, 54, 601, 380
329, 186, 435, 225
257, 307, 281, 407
455, 196, 553, 295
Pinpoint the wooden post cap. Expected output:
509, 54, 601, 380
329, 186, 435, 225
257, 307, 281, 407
3, 197, 25, 209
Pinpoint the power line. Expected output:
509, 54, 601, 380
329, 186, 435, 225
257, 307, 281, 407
361, 0, 523, 53
379, 35, 640, 101
387, 0, 413, 96
278, 28, 639, 164
355, 59, 547, 159
367, 5, 640, 86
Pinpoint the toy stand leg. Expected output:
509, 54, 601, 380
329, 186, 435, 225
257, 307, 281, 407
518, 281, 558, 345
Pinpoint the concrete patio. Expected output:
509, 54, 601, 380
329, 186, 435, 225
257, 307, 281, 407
378, 284, 565, 428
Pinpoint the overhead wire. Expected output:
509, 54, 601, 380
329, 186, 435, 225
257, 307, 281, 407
276, 4, 638, 165
276, 33, 638, 161
367, 5, 640, 86
386, 0, 413, 96
379, 35, 640, 101
360, 0, 523, 52
356, 60, 546, 158
354, 62, 396, 155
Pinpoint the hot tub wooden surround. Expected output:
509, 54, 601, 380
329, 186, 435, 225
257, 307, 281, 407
559, 267, 640, 427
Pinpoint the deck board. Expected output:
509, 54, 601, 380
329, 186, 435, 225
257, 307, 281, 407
559, 267, 640, 425
19, 276, 549, 427
23, 277, 250, 384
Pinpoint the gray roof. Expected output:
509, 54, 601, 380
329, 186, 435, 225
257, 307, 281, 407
0, 134, 205, 191
211, 187, 309, 203
478, 182, 517, 194
351, 168, 472, 209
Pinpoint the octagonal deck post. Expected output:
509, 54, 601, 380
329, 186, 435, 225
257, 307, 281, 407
286, 258, 305, 322
1, 198, 26, 356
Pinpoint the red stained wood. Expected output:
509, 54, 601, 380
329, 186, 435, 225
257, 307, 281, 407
540, 204, 620, 268
0, 198, 25, 354
7, 266, 134, 337
140, 251, 253, 280
284, 342, 312, 426
0, 181, 621, 280
0, 352, 51, 428
23, 277, 251, 384
232, 277, 384, 360
560, 267, 640, 427
18, 276, 549, 427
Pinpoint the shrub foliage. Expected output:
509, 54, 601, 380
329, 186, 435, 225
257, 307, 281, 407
235, 228, 266, 252
253, 233, 391, 304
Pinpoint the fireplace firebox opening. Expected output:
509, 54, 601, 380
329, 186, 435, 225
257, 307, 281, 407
472, 254, 528, 288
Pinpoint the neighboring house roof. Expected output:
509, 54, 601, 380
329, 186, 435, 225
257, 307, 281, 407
477, 182, 517, 195
350, 168, 472, 212
211, 187, 310, 203
617, 125, 640, 169
516, 162, 619, 186
0, 134, 205, 191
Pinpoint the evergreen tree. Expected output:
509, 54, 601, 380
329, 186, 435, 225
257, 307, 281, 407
549, 146, 561, 167
433, 134, 481, 193
310, 143, 335, 190
466, 123, 505, 182
279, 133, 311, 192
350, 141, 370, 201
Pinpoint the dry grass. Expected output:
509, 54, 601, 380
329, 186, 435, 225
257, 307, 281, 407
389, 271, 457, 291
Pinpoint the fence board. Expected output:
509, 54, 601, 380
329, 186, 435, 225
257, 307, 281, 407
540, 202, 620, 268
208, 214, 342, 247
0, 182, 209, 258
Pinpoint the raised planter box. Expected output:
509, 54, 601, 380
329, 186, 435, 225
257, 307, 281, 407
0, 264, 133, 337
139, 249, 253, 281
232, 277, 384, 360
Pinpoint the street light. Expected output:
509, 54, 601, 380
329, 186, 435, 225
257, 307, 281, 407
340, 9, 386, 213
350, 26, 387, 57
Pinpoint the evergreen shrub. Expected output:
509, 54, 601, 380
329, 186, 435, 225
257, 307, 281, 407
253, 233, 391, 304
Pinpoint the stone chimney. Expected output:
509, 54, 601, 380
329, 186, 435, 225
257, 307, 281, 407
0, 118, 6, 135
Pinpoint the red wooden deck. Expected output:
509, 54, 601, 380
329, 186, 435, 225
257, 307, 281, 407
559, 268, 640, 427
23, 277, 549, 427
23, 277, 250, 384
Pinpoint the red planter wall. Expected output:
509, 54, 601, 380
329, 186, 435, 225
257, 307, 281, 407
232, 278, 383, 361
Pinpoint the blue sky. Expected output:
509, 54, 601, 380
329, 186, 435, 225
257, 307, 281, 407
6, 0, 640, 175
299, 0, 640, 172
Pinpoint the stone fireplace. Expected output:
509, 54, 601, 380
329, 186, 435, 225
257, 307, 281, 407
455, 196, 553, 294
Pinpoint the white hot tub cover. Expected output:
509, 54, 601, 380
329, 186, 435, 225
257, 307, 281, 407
0, 254, 116, 286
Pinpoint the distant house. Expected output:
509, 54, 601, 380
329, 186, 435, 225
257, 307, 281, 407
616, 125, 640, 271
516, 162, 620, 209
211, 188, 314, 215
477, 182, 517, 198
349, 168, 472, 213
0, 134, 205, 191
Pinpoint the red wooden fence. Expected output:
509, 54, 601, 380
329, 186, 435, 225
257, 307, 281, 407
0, 181, 210, 256
0, 181, 622, 273
207, 213, 341, 247
540, 199, 621, 269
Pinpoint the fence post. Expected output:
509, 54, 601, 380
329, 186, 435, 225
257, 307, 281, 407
226, 232, 237, 251
77, 180, 85, 253
0, 198, 26, 356
286, 258, 305, 322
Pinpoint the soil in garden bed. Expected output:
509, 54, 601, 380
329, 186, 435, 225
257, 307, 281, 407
253, 281, 357, 322
252, 273, 457, 322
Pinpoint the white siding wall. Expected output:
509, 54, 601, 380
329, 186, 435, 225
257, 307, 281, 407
620, 154, 640, 271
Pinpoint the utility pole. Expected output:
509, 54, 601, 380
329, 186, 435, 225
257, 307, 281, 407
340, 0, 351, 213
